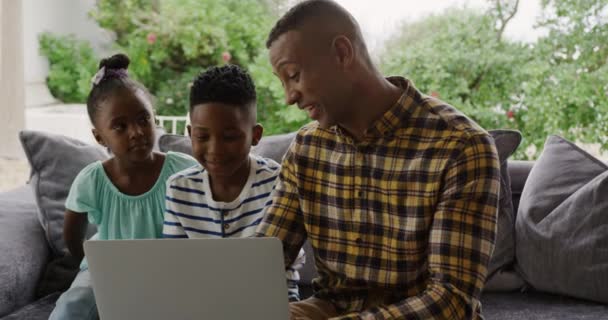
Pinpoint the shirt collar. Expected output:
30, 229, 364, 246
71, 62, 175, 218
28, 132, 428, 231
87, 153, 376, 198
356, 76, 418, 140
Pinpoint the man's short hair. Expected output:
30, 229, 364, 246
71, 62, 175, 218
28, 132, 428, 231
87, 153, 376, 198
189, 64, 257, 113
266, 0, 356, 48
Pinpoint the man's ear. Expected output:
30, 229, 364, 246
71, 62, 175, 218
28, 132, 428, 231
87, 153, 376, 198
92, 128, 106, 147
187, 124, 192, 137
332, 35, 355, 68
251, 124, 264, 146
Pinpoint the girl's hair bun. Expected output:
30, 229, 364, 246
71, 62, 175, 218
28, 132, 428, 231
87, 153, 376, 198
98, 53, 130, 70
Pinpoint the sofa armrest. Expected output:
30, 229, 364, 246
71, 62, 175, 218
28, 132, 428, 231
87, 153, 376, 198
0, 186, 50, 317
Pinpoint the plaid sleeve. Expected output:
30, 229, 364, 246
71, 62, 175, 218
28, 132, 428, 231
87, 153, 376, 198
331, 133, 500, 320
255, 138, 308, 269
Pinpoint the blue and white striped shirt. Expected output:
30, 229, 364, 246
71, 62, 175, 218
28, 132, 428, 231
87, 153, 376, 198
163, 154, 304, 300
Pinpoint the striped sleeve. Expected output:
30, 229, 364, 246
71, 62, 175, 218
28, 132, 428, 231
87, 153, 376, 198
332, 133, 500, 320
286, 248, 306, 301
255, 139, 308, 269
163, 176, 188, 238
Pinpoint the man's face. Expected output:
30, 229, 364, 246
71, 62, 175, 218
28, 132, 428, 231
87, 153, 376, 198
188, 103, 262, 180
269, 30, 348, 129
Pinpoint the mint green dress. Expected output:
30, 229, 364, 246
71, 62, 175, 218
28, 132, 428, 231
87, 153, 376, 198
51, 152, 198, 320
65, 151, 198, 241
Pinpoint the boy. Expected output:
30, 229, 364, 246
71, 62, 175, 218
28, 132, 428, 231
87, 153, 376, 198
163, 65, 303, 301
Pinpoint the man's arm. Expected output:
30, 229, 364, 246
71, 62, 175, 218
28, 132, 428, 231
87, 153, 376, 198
333, 133, 500, 320
256, 143, 308, 271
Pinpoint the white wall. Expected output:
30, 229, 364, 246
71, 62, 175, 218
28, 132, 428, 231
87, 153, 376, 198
23, 0, 111, 105
0, 0, 26, 158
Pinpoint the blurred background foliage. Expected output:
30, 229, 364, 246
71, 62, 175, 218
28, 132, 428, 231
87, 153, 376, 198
40, 0, 607, 159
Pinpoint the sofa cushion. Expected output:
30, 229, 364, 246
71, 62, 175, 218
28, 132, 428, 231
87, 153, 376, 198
481, 291, 608, 320
0, 186, 50, 317
515, 135, 608, 303
158, 132, 297, 164
485, 130, 522, 283
19, 130, 108, 256
0, 292, 61, 320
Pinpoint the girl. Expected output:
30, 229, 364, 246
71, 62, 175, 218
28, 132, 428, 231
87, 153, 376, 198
49, 54, 198, 320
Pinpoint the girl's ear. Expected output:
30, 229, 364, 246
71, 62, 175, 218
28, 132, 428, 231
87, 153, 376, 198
251, 124, 264, 146
92, 128, 106, 147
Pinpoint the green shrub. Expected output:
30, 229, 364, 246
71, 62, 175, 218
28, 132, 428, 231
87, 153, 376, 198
38, 33, 98, 103
381, 3, 608, 159
39, 0, 307, 135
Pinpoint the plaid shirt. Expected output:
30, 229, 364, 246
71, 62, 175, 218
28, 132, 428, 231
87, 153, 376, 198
257, 77, 500, 320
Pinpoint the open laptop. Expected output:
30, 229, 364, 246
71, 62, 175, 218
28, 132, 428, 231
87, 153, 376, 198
84, 238, 289, 320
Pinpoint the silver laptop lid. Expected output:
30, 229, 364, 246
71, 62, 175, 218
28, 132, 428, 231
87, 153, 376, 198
84, 238, 289, 320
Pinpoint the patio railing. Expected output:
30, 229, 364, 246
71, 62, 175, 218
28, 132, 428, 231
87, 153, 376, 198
157, 115, 189, 135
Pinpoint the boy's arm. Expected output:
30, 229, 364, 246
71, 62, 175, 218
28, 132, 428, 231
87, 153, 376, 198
286, 248, 306, 301
163, 183, 188, 238
63, 210, 88, 259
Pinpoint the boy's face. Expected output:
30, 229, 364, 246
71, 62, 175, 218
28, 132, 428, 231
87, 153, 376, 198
188, 103, 262, 180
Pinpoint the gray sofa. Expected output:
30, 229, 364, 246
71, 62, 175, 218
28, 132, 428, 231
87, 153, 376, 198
1, 131, 607, 320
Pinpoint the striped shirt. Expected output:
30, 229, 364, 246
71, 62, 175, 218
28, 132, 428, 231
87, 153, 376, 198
256, 77, 500, 319
163, 154, 305, 301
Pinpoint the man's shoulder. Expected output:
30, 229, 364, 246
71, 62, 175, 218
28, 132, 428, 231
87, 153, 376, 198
415, 95, 489, 140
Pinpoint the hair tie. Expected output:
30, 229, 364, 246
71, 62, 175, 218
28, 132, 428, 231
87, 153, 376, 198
91, 67, 129, 86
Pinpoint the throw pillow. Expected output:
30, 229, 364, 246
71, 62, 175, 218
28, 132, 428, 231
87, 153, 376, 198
158, 132, 297, 164
515, 135, 608, 303
485, 130, 522, 282
19, 130, 108, 256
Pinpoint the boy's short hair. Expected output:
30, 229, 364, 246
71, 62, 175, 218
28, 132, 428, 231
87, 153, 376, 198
189, 65, 257, 115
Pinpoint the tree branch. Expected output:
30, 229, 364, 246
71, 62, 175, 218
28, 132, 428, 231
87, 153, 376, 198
495, 0, 520, 42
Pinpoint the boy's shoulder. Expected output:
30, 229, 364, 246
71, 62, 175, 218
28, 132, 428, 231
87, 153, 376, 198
167, 164, 206, 187
250, 154, 281, 177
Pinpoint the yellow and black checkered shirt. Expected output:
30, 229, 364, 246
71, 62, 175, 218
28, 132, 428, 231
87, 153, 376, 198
257, 77, 500, 319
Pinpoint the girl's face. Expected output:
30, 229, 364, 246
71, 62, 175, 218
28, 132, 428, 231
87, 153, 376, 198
92, 88, 156, 164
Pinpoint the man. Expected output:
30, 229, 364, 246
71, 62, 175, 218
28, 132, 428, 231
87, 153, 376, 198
256, 1, 500, 319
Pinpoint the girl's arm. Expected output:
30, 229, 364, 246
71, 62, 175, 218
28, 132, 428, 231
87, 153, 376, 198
63, 210, 89, 259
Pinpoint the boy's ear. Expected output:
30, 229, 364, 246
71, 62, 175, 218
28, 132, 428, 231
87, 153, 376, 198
92, 128, 106, 147
251, 124, 263, 146
187, 124, 192, 137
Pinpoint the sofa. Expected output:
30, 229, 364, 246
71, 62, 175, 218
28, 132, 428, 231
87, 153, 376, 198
1, 129, 607, 320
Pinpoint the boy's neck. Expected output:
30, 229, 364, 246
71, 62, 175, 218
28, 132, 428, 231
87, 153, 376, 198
208, 158, 251, 203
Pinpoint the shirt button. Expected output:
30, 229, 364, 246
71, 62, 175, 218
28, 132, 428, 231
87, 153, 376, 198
355, 238, 363, 244
222, 210, 229, 216
223, 223, 230, 230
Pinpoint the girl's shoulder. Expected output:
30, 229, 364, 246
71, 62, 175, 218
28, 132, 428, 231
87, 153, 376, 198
164, 151, 199, 173
74, 160, 105, 182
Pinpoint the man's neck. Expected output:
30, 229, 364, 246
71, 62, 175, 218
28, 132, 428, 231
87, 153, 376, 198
339, 75, 403, 141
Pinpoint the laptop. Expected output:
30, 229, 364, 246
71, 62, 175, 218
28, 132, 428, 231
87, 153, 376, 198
84, 237, 289, 320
